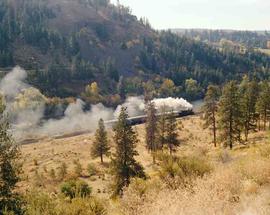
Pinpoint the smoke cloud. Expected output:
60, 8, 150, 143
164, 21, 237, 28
0, 67, 192, 141
152, 97, 193, 112
37, 100, 113, 137
0, 66, 29, 99
114, 96, 145, 118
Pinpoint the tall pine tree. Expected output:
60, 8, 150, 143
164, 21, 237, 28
91, 118, 110, 164
239, 76, 259, 140
111, 107, 145, 196
166, 110, 180, 155
218, 81, 243, 149
145, 102, 159, 164
203, 85, 220, 147
256, 81, 270, 130
157, 106, 167, 149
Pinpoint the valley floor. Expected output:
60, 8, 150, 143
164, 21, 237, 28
19, 114, 270, 215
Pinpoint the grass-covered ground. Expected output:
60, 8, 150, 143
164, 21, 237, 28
19, 114, 270, 214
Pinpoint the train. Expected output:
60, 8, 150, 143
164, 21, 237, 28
105, 109, 194, 126
19, 107, 194, 144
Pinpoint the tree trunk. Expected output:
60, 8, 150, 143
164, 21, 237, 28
264, 109, 267, 130
100, 154, 103, 164
245, 122, 248, 142
213, 111, 217, 147
229, 113, 233, 150
153, 153, 156, 164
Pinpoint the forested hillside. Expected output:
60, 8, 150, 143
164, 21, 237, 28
173, 29, 270, 49
0, 0, 270, 102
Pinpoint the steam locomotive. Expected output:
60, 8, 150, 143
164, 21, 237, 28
105, 109, 194, 126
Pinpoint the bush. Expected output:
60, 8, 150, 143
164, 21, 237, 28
25, 190, 57, 215
56, 197, 107, 215
158, 154, 212, 188
58, 162, 68, 181
73, 160, 83, 177
177, 156, 212, 177
87, 163, 98, 177
259, 144, 270, 158
60, 180, 92, 199
25, 190, 107, 215
217, 150, 232, 163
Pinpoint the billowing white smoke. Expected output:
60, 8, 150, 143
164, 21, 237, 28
0, 67, 29, 99
114, 97, 193, 117
0, 67, 193, 140
152, 97, 193, 112
114, 96, 145, 118
37, 100, 113, 136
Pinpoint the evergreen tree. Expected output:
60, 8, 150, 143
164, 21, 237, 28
239, 77, 259, 140
256, 81, 270, 130
203, 85, 220, 147
218, 81, 243, 149
0, 96, 23, 214
145, 102, 159, 164
111, 107, 145, 196
166, 110, 180, 155
91, 118, 110, 164
157, 106, 167, 149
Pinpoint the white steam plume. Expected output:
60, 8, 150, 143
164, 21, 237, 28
0, 66, 29, 99
38, 100, 113, 136
114, 96, 145, 118
152, 97, 193, 112
0, 67, 193, 141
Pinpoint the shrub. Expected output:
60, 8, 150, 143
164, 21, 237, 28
259, 144, 270, 158
158, 154, 212, 188
73, 160, 83, 177
217, 150, 232, 163
60, 180, 91, 199
87, 163, 98, 177
176, 156, 212, 178
49, 169, 56, 180
25, 190, 57, 215
25, 190, 107, 215
57, 197, 107, 215
58, 162, 68, 181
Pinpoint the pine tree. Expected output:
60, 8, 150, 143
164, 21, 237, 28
145, 102, 159, 163
157, 106, 167, 149
256, 81, 270, 130
91, 118, 110, 164
218, 81, 243, 149
166, 110, 180, 155
111, 107, 145, 196
239, 77, 258, 140
0, 96, 23, 214
203, 85, 220, 147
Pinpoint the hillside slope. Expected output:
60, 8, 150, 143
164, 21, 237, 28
0, 0, 270, 100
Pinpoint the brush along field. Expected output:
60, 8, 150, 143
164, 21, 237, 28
19, 114, 270, 214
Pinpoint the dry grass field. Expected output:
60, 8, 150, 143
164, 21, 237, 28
19, 114, 270, 214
